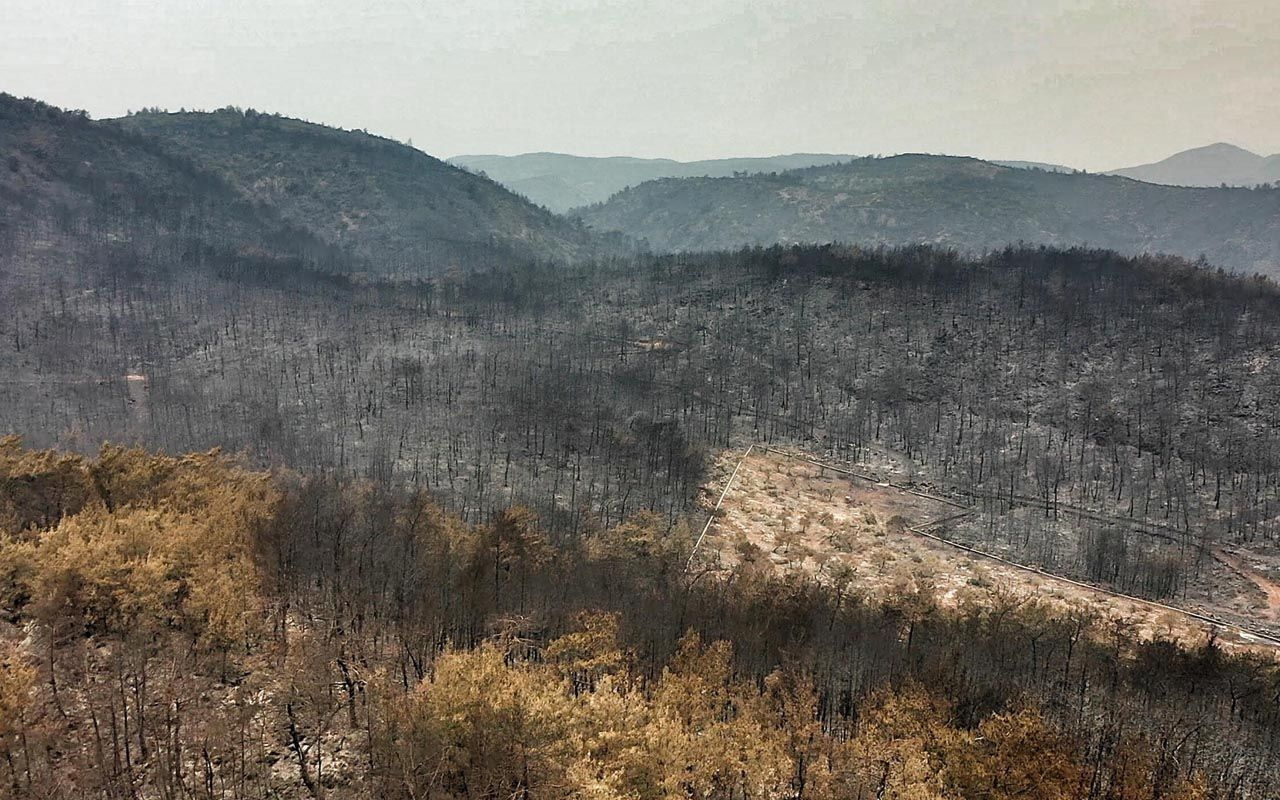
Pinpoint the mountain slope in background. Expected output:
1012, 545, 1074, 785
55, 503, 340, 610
0, 93, 343, 288
1109, 143, 1280, 187
116, 110, 613, 274
450, 152, 1085, 213
448, 152, 862, 212
577, 154, 1280, 275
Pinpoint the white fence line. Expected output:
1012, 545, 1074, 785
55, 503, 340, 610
685, 443, 754, 571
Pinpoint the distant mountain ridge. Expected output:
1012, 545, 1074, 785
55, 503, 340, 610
576, 153, 1280, 275
1109, 143, 1280, 188
448, 152, 862, 212
450, 151, 1097, 212
459, 144, 1280, 212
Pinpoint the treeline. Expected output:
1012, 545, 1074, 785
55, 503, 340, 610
2, 440, 1279, 798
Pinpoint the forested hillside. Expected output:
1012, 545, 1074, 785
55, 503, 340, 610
115, 110, 618, 275
0, 94, 346, 288
1, 439, 1273, 798
577, 155, 1280, 275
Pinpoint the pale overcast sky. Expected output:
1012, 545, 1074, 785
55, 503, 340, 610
2, 0, 1277, 169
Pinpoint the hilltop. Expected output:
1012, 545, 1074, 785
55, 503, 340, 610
113, 109, 616, 274
576, 154, 1280, 274
0, 93, 346, 287
1, 96, 619, 287
1110, 142, 1280, 188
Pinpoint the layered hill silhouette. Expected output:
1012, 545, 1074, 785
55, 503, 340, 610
449, 152, 861, 213
1109, 143, 1280, 188
115, 109, 611, 274
577, 154, 1280, 275
458, 144, 1280, 214
6, 92, 1278, 281
450, 151, 1089, 212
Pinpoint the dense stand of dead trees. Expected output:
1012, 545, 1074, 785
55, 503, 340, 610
5, 240, 1280, 602
2, 442, 1280, 798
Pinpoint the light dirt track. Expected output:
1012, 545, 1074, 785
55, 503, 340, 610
1216, 549, 1280, 621
692, 446, 1280, 654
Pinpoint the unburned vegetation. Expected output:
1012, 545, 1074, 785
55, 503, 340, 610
2, 440, 1280, 798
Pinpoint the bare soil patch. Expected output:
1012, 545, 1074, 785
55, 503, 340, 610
697, 448, 1279, 654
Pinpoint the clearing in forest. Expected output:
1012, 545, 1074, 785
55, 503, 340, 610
697, 448, 1279, 654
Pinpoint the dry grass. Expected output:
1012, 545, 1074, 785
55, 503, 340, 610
699, 449, 1278, 655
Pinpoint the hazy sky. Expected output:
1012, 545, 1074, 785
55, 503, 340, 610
3, 0, 1278, 169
